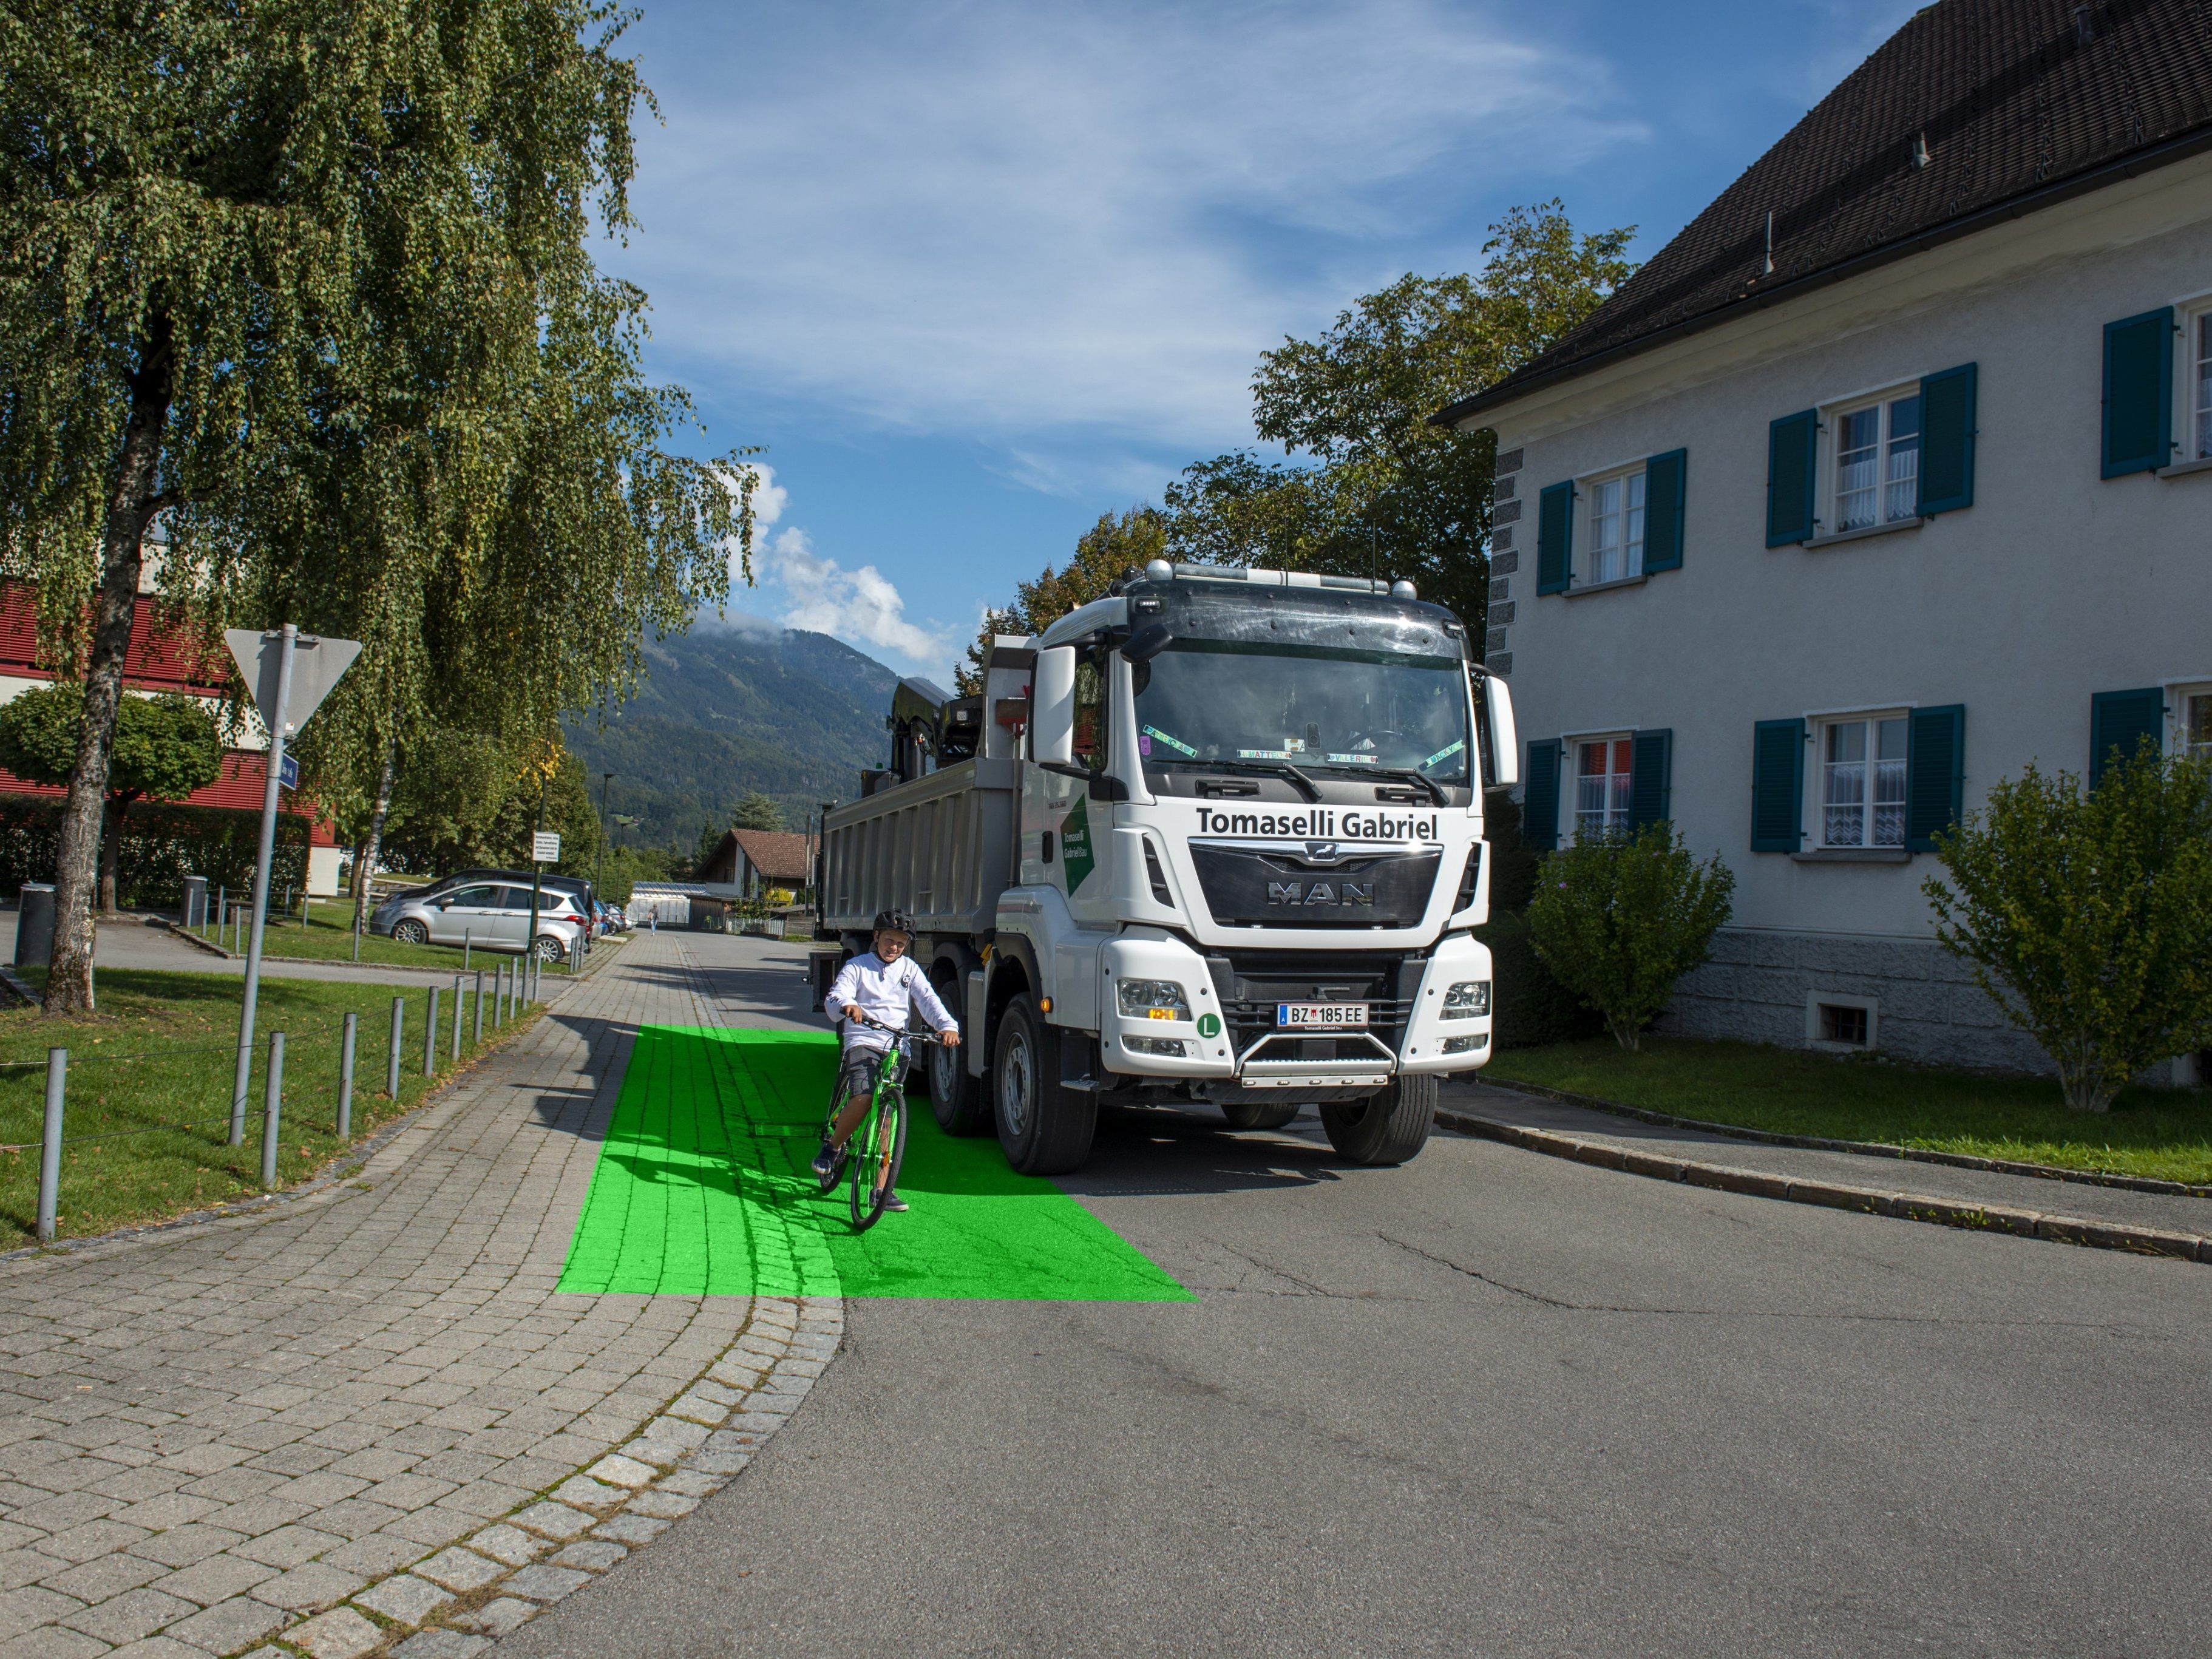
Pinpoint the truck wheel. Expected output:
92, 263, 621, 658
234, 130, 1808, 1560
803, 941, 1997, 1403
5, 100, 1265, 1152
929, 1012, 988, 1135
993, 994, 1097, 1175
1220, 1098, 1301, 1131
1319, 1073, 1436, 1165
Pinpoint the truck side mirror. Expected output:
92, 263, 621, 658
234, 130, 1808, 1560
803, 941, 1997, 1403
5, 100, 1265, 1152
1482, 673, 1519, 787
1122, 621, 1173, 664
1032, 646, 1076, 767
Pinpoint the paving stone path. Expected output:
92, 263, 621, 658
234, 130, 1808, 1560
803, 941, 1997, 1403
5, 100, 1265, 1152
0, 931, 837, 1658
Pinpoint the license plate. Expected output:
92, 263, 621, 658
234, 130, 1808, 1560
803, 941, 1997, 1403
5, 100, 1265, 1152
1276, 1002, 1368, 1029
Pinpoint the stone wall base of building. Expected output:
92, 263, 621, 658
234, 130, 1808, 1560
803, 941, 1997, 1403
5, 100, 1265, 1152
1657, 928, 2054, 1074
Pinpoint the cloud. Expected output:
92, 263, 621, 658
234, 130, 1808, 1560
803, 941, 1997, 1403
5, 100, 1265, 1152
616, 0, 1641, 458
762, 527, 954, 667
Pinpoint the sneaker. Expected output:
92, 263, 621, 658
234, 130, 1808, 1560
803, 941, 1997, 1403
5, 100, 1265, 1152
811, 1144, 842, 1192
879, 1192, 909, 1213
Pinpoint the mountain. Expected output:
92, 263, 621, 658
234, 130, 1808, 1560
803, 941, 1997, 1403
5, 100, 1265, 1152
564, 622, 900, 853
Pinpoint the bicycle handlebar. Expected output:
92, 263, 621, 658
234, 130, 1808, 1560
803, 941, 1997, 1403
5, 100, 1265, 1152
843, 1009, 950, 1044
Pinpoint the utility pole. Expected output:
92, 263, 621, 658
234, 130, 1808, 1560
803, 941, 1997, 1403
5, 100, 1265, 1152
597, 772, 615, 906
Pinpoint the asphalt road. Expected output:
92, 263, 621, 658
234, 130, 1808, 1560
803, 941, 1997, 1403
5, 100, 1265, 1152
504, 937, 2212, 1657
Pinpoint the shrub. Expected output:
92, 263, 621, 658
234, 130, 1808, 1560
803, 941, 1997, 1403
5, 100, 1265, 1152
1923, 751, 2212, 1113
1527, 823, 1736, 1052
1471, 790, 1597, 1048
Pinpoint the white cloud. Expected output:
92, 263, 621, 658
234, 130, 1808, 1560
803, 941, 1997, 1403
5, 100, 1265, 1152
764, 527, 952, 665
616, 0, 1641, 458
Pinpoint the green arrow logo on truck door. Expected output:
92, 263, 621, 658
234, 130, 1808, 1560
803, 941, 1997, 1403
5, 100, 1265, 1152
1060, 793, 1096, 894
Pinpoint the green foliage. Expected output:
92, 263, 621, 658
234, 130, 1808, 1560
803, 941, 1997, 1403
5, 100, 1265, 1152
0, 797, 307, 909
733, 791, 784, 832
1162, 202, 1636, 636
378, 733, 602, 880
1923, 752, 2212, 1112
958, 507, 1168, 692
1527, 824, 1736, 1052
694, 818, 724, 873
1467, 789, 1598, 1049
0, 684, 221, 804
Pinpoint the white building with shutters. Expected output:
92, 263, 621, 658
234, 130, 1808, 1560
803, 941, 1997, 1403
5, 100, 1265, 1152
1440, 0, 2212, 1077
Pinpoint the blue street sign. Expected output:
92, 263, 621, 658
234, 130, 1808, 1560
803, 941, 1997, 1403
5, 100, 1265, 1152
278, 753, 299, 792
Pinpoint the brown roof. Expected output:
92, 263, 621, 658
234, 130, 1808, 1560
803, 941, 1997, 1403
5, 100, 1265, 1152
1440, 0, 2212, 424
727, 829, 813, 883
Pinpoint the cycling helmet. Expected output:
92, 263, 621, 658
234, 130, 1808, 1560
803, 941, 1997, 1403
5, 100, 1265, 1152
871, 909, 914, 936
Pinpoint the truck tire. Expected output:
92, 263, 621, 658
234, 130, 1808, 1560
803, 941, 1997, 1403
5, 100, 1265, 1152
1220, 1098, 1301, 1131
993, 994, 1097, 1175
929, 1012, 988, 1136
1319, 1073, 1436, 1165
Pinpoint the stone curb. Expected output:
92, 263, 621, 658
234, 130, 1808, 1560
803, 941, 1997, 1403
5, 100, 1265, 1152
1477, 1074, 2212, 1199
223, 1297, 844, 1659
1436, 1108, 2212, 1266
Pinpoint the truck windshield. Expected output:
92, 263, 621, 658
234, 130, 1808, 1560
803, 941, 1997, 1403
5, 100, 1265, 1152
1132, 641, 1470, 783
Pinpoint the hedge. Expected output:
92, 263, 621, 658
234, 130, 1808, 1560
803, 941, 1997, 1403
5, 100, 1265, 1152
0, 798, 310, 911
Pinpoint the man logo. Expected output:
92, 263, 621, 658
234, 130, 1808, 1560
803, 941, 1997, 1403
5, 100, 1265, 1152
1267, 881, 1374, 907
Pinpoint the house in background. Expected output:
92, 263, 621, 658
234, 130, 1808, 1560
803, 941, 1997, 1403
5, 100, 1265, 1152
0, 578, 344, 897
697, 828, 815, 901
1443, 0, 2212, 1079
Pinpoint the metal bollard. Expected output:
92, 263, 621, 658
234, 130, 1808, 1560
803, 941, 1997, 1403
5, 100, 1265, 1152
215, 884, 226, 938
387, 997, 404, 1098
37, 1048, 64, 1244
261, 1031, 285, 1189
450, 974, 463, 1063
424, 986, 440, 1076
338, 1013, 357, 1138
463, 929, 472, 970
492, 962, 504, 1028
473, 971, 484, 1045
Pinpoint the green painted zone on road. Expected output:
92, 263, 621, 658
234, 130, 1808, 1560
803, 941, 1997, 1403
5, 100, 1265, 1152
558, 1025, 1191, 1301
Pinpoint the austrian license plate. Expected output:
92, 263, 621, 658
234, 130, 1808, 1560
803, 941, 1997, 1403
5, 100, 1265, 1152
1276, 1002, 1369, 1029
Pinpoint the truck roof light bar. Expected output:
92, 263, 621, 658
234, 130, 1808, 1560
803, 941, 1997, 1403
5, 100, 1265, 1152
1164, 563, 1397, 594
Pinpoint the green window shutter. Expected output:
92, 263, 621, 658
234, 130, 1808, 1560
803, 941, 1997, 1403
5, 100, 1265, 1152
2089, 687, 2165, 790
1750, 719, 1805, 851
1642, 450, 1686, 572
1629, 729, 1673, 829
1918, 364, 1976, 515
1522, 740, 1561, 851
2102, 308, 2174, 478
1765, 411, 1817, 546
1904, 704, 1966, 851
1536, 482, 1573, 594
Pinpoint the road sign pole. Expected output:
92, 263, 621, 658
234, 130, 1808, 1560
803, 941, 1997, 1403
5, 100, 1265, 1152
230, 625, 296, 1145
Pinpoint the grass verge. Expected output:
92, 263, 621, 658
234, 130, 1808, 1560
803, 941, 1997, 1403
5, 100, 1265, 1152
183, 900, 625, 971
1483, 1037, 2212, 1184
0, 966, 541, 1246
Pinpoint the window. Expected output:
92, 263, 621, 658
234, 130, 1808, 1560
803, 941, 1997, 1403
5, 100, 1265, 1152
2195, 311, 2212, 462
2177, 687, 2212, 761
1818, 714, 1908, 847
1807, 992, 1879, 1052
1586, 470, 1644, 584
1575, 736, 1632, 839
1072, 651, 1107, 772
1833, 392, 1920, 531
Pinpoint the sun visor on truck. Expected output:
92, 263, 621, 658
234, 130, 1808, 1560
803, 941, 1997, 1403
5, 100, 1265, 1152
1142, 581, 1466, 660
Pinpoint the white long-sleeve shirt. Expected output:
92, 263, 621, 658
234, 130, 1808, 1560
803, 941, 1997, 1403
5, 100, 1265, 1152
826, 951, 956, 1051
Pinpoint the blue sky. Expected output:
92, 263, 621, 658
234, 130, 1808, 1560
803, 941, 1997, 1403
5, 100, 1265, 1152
606, 0, 1924, 687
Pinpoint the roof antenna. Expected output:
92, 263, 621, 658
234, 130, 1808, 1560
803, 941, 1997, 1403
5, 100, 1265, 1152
1912, 131, 1931, 169
1763, 211, 1775, 276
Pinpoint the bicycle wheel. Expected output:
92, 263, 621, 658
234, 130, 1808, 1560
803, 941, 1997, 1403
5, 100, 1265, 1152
848, 1077, 909, 1231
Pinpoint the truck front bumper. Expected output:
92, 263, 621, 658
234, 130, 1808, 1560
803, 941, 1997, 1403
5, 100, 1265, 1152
1093, 931, 1494, 1085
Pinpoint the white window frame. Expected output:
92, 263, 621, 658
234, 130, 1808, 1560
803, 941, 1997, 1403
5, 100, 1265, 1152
2170, 680, 2212, 762
2180, 294, 2212, 466
1823, 382, 1924, 534
1811, 708, 1911, 850
1569, 731, 1635, 841
1579, 464, 1647, 586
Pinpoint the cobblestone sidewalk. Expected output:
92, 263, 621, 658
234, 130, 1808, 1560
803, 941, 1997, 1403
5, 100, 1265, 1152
0, 932, 835, 1658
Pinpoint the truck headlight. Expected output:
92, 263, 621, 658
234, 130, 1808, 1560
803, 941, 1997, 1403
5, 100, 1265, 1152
1117, 979, 1191, 1021
1442, 1033, 1488, 1054
1441, 980, 1490, 1019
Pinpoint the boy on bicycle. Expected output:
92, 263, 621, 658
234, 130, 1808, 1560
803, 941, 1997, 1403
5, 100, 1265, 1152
813, 910, 959, 1209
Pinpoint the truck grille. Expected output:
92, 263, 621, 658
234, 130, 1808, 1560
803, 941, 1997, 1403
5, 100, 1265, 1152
1203, 949, 1422, 1057
1189, 844, 1440, 929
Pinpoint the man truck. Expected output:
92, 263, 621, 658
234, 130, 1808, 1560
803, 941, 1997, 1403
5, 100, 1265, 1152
813, 558, 1519, 1175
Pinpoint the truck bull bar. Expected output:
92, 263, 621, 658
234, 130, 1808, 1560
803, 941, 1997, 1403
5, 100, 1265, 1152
1233, 1030, 1397, 1088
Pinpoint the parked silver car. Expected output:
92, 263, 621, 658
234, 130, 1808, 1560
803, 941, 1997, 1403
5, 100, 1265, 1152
382, 881, 588, 959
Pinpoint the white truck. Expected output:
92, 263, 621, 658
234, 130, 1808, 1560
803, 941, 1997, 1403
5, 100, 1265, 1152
812, 558, 1519, 1175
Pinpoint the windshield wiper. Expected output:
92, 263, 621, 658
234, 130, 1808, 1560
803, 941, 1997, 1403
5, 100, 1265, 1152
1220, 760, 1322, 801
1366, 766, 1447, 805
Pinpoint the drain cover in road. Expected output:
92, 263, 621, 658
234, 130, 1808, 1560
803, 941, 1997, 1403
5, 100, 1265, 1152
558, 1026, 1192, 1301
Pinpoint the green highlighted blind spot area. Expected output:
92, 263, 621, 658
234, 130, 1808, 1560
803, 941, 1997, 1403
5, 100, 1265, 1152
559, 1026, 1192, 1302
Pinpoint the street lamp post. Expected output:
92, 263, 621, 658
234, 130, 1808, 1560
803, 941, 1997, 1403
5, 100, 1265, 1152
598, 772, 615, 906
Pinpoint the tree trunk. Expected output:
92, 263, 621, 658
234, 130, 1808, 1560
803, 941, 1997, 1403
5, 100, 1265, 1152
97, 793, 138, 916
45, 316, 174, 1017
354, 735, 396, 926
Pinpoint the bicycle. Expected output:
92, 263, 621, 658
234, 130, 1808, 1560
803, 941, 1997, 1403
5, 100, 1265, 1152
823, 1012, 944, 1231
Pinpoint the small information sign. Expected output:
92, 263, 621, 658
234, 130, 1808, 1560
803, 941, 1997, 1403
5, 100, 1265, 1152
532, 831, 561, 862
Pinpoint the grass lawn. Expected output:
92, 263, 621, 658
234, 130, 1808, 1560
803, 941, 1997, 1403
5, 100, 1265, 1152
1484, 1037, 2212, 1184
0, 966, 541, 1246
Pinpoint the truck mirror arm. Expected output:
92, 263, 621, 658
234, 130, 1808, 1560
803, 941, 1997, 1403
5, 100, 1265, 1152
1036, 759, 1129, 802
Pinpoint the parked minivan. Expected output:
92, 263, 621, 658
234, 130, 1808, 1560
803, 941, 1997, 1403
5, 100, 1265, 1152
375, 878, 593, 958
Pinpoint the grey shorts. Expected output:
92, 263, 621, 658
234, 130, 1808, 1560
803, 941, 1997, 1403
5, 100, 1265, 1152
837, 1043, 903, 1102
